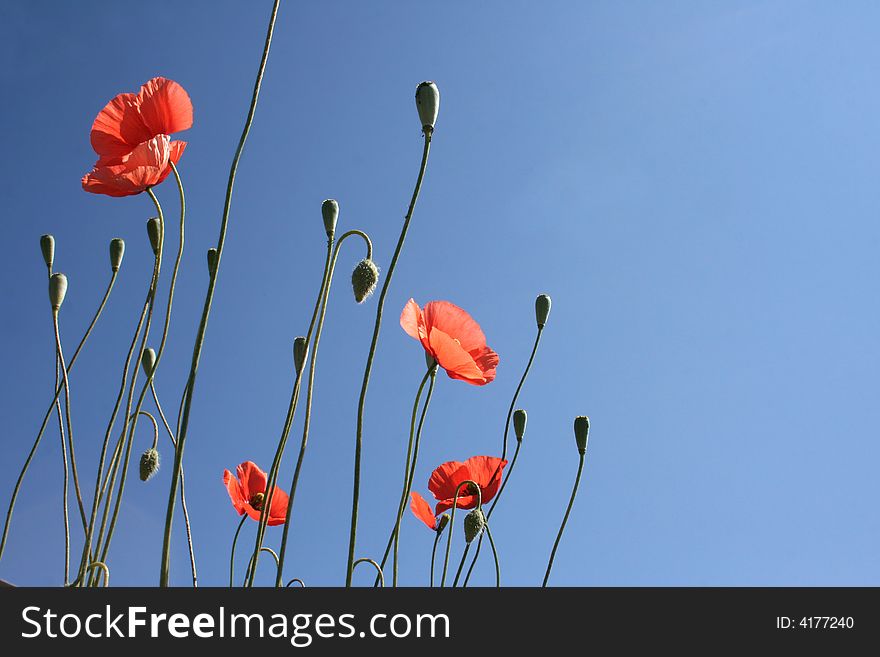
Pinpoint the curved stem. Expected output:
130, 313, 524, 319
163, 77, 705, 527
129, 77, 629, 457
0, 270, 117, 563
160, 0, 282, 587
346, 131, 433, 586
285, 578, 305, 588
430, 530, 442, 587
274, 230, 372, 586
54, 357, 70, 585
542, 453, 585, 587
440, 480, 481, 588
229, 515, 247, 587
86, 562, 110, 588
484, 522, 500, 587
352, 558, 384, 587
244, 547, 280, 587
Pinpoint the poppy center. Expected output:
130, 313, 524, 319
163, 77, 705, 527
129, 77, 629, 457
249, 492, 266, 511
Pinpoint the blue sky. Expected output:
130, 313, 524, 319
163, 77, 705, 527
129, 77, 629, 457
1, 0, 878, 586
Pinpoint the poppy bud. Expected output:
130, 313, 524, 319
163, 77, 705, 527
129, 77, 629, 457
416, 81, 440, 133
322, 199, 339, 239
574, 415, 590, 455
293, 336, 308, 374
535, 294, 551, 328
40, 234, 55, 271
207, 247, 218, 276
109, 238, 125, 272
513, 409, 527, 442
463, 508, 485, 544
49, 273, 67, 311
142, 347, 157, 377
139, 448, 160, 482
436, 513, 450, 534
146, 217, 162, 255
351, 258, 379, 303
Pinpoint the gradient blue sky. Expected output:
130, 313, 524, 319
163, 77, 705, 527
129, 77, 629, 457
1, 1, 878, 586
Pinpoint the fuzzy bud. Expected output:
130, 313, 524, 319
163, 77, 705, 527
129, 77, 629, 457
49, 273, 67, 310
146, 217, 162, 255
535, 294, 552, 328
415, 81, 440, 133
574, 415, 590, 455
141, 347, 157, 377
293, 336, 308, 374
139, 448, 160, 482
513, 409, 527, 442
322, 199, 339, 239
436, 513, 450, 534
109, 238, 125, 272
463, 508, 485, 544
351, 258, 379, 303
40, 234, 55, 271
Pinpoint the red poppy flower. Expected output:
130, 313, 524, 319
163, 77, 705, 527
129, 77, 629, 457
409, 492, 438, 530
82, 77, 192, 197
400, 299, 499, 385
223, 461, 289, 526
427, 455, 508, 515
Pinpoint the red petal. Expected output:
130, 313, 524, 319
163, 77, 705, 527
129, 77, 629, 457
81, 136, 171, 197
428, 327, 486, 384
223, 469, 246, 516
400, 298, 427, 341
154, 140, 187, 186
236, 460, 268, 499
409, 492, 436, 530
428, 460, 465, 501
434, 494, 480, 515
463, 455, 507, 504
422, 301, 487, 354
90, 92, 152, 157
137, 77, 193, 137
266, 485, 289, 526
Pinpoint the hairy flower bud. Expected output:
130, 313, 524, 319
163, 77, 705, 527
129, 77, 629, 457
574, 415, 590, 455
463, 508, 486, 544
322, 199, 339, 239
142, 347, 157, 377
207, 248, 218, 276
49, 273, 67, 310
40, 234, 55, 271
513, 409, 527, 442
415, 81, 440, 133
293, 336, 308, 374
109, 238, 125, 272
535, 294, 552, 328
139, 448, 160, 482
146, 217, 162, 255
351, 258, 379, 303
436, 513, 450, 534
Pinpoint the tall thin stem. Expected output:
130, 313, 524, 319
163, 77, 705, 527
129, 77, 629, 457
542, 453, 585, 587
229, 515, 247, 587
346, 131, 433, 586
352, 558, 384, 587
429, 529, 442, 587
54, 358, 70, 585
161, 0, 282, 586
484, 523, 500, 587
440, 480, 481, 588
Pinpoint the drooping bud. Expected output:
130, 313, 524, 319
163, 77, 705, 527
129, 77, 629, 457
109, 238, 125, 272
146, 217, 162, 255
415, 81, 440, 134
463, 508, 486, 544
207, 248, 218, 276
40, 234, 55, 271
436, 513, 450, 534
321, 199, 339, 239
141, 347, 157, 377
49, 273, 67, 311
535, 294, 551, 328
293, 336, 308, 374
513, 409, 527, 442
351, 258, 379, 303
139, 448, 160, 482
574, 415, 590, 455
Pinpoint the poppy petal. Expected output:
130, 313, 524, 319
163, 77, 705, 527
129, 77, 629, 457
423, 301, 487, 353
154, 140, 187, 186
266, 486, 289, 526
138, 77, 194, 137
236, 460, 268, 499
470, 346, 499, 384
428, 460, 465, 501
463, 455, 507, 504
434, 494, 480, 515
409, 492, 436, 530
90, 92, 152, 157
428, 328, 486, 384
400, 299, 426, 341
81, 135, 172, 197
223, 469, 246, 516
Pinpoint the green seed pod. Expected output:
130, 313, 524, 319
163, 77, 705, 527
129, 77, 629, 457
436, 513, 450, 534
109, 238, 125, 272
463, 508, 485, 544
322, 199, 339, 239
535, 294, 552, 328
141, 347, 157, 377
293, 336, 308, 374
146, 217, 162, 255
574, 415, 590, 455
415, 81, 440, 133
49, 273, 67, 310
513, 409, 527, 442
351, 258, 379, 303
207, 248, 218, 276
40, 234, 55, 271
139, 448, 160, 482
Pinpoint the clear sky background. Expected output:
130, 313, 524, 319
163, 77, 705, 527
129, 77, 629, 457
1, 1, 878, 586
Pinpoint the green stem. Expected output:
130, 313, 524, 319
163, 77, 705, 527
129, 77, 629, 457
160, 0, 282, 587
542, 453, 585, 587
54, 357, 70, 585
229, 515, 247, 587
274, 230, 372, 586
484, 522, 500, 587
440, 480, 481, 588
352, 558, 384, 587
346, 131, 433, 587
0, 270, 117, 563
244, 547, 280, 587
430, 529, 442, 587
